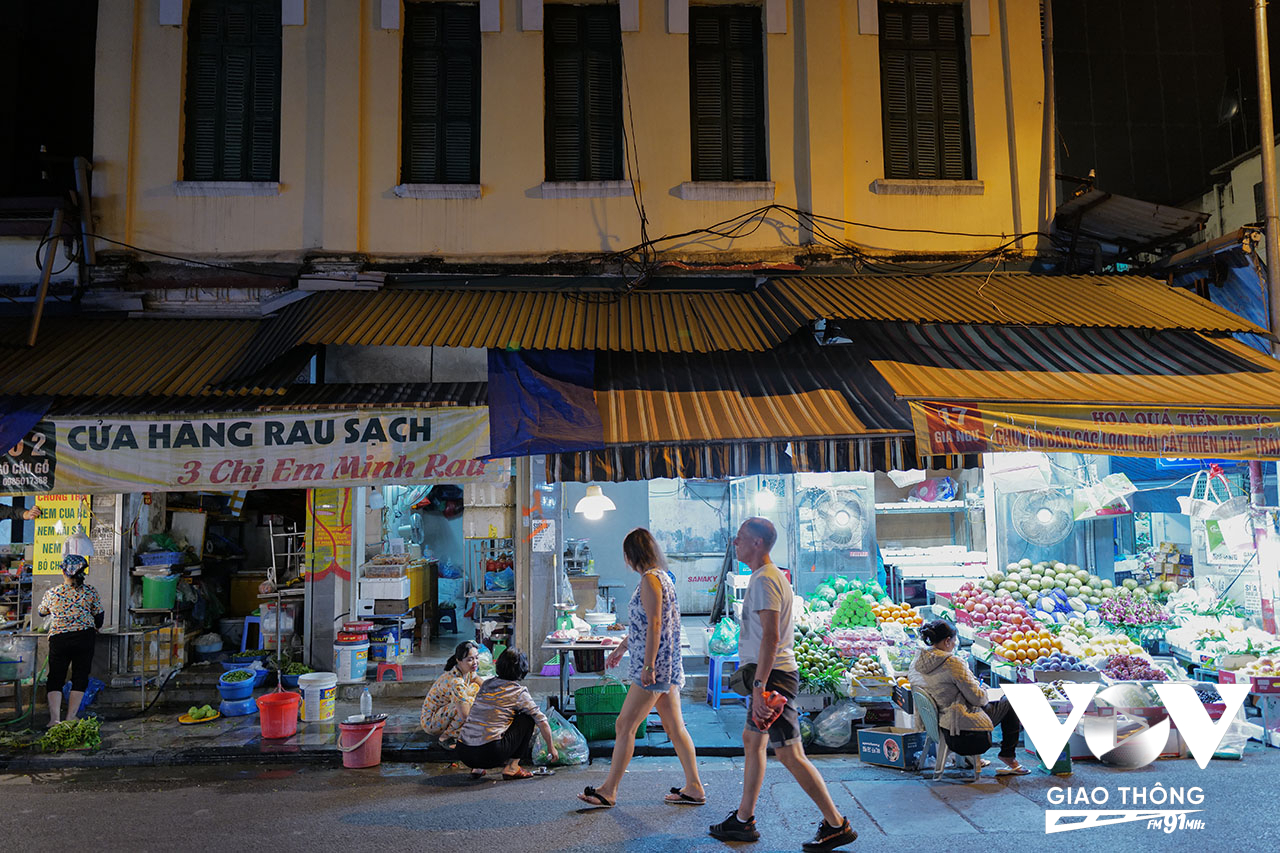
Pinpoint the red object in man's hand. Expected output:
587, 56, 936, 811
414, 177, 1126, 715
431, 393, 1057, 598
751, 689, 788, 729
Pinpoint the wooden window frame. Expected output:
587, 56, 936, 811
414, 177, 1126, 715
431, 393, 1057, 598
182, 0, 283, 183
542, 4, 624, 184
878, 2, 973, 182
688, 5, 767, 183
401, 2, 483, 186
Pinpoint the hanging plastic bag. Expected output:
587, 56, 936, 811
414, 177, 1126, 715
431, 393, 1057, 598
1181, 464, 1234, 519
437, 577, 464, 608
475, 647, 496, 678
532, 706, 588, 766
708, 618, 739, 656
484, 567, 515, 591
814, 699, 866, 749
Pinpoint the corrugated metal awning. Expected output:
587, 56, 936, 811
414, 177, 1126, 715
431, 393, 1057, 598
762, 274, 1264, 335
859, 322, 1280, 406
0, 319, 262, 396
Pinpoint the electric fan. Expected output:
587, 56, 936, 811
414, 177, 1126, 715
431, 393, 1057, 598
1010, 488, 1075, 546
810, 490, 867, 548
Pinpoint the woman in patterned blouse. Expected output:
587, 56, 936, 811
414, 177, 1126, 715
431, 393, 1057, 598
420, 640, 482, 747
37, 554, 104, 726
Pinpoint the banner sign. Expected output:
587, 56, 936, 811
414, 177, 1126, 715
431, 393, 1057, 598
32, 494, 90, 575
912, 402, 1280, 460
2, 407, 503, 495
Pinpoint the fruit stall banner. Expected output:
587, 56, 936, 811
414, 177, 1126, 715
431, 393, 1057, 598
1, 407, 505, 495
911, 401, 1280, 460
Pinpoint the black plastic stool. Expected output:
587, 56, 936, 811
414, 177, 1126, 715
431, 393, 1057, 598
434, 606, 458, 637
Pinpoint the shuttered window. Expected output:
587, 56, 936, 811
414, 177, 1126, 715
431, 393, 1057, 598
543, 4, 624, 182
183, 0, 282, 182
879, 2, 971, 181
689, 6, 766, 182
402, 3, 481, 185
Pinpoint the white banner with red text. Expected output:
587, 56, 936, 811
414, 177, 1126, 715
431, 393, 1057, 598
0, 407, 506, 494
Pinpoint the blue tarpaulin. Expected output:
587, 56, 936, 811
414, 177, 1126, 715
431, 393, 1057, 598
1170, 245, 1271, 354
485, 350, 604, 457
0, 397, 49, 456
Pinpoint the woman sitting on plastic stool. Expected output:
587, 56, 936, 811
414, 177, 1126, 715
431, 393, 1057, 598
908, 620, 1029, 775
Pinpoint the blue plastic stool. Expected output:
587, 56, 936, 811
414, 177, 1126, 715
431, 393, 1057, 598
240, 615, 264, 652
706, 654, 742, 710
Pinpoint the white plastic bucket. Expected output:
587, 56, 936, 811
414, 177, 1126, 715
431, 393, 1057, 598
298, 671, 339, 722
334, 640, 369, 683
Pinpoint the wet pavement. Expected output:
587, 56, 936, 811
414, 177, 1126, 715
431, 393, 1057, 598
3, 748, 1277, 852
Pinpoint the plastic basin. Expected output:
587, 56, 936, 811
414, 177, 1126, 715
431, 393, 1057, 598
217, 674, 255, 701
280, 673, 302, 689
256, 691, 301, 738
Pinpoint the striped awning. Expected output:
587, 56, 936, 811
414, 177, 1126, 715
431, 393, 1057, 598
547, 439, 977, 482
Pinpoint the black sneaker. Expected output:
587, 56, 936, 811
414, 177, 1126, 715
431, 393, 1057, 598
709, 810, 760, 842
801, 817, 857, 851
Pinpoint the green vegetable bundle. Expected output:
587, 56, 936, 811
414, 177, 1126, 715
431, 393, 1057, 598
829, 592, 877, 629
39, 718, 102, 753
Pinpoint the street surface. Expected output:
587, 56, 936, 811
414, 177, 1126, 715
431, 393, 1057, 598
1, 750, 1276, 852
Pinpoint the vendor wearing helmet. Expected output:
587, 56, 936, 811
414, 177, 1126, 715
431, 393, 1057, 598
37, 554, 104, 726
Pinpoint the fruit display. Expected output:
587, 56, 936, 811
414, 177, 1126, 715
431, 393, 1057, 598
825, 627, 887, 659
953, 583, 1041, 630
988, 627, 1063, 665
1193, 683, 1223, 703
1095, 596, 1170, 632
1077, 634, 1146, 658
186, 704, 217, 720
1034, 652, 1096, 673
848, 654, 885, 679
984, 560, 1113, 608
796, 629, 848, 692
872, 602, 923, 628
1230, 656, 1279, 677
830, 593, 878, 629
1100, 653, 1169, 682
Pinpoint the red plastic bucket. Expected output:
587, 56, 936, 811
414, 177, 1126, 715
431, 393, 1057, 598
338, 717, 386, 768
256, 691, 301, 739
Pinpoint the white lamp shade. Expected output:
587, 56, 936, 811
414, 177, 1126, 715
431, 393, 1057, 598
574, 484, 616, 518
63, 523, 95, 557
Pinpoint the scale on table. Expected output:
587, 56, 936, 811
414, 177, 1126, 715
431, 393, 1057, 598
553, 603, 577, 631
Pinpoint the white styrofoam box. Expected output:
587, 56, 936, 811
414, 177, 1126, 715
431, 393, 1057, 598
464, 481, 515, 507
359, 577, 411, 599
465, 507, 512, 538
357, 599, 376, 616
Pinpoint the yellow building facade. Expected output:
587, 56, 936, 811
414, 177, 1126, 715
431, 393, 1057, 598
91, 0, 1050, 265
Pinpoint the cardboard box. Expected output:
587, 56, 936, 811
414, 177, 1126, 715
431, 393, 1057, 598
860, 701, 896, 724
857, 726, 928, 769
892, 707, 918, 730
1219, 669, 1280, 693
793, 692, 834, 712
892, 683, 915, 714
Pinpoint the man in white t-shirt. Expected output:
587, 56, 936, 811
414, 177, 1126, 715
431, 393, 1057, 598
710, 517, 857, 851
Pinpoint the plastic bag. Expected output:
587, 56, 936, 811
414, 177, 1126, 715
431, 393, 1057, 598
438, 561, 462, 579
437, 577, 464, 608
532, 706, 588, 766
476, 648, 496, 678
708, 618, 739, 656
814, 699, 866, 748
484, 567, 515, 591
1213, 709, 1251, 760
61, 677, 106, 716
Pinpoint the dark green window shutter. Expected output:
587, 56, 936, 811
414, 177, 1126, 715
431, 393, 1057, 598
689, 6, 766, 182
183, 0, 281, 182
879, 3, 971, 180
544, 5, 623, 182
402, 2, 481, 184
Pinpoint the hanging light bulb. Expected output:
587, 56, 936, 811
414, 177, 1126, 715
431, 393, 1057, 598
573, 484, 616, 520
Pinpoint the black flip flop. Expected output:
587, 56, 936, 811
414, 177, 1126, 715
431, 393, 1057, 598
665, 786, 707, 805
578, 786, 615, 808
